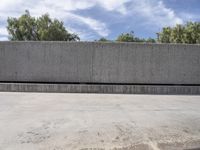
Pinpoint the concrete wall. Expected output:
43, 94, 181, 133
0, 41, 200, 84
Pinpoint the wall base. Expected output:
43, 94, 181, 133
0, 83, 200, 95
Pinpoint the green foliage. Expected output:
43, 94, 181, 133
7, 10, 80, 41
7, 11, 199, 44
7, 10, 37, 40
116, 31, 136, 42
157, 27, 172, 43
116, 31, 156, 43
145, 38, 156, 43
184, 22, 200, 44
98, 37, 109, 42
157, 22, 200, 44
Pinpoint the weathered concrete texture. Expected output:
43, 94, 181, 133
0, 92, 200, 150
0, 83, 200, 95
0, 41, 200, 84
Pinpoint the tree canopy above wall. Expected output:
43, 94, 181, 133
7, 10, 80, 41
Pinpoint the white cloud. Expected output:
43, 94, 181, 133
39, 0, 130, 14
0, 27, 8, 41
128, 0, 183, 27
0, 36, 8, 41
81, 17, 109, 37
179, 12, 200, 22
0, 0, 198, 40
28, 5, 110, 37
95, 0, 131, 14
0, 0, 23, 11
0, 0, 122, 39
0, 0, 133, 40
65, 13, 110, 37
0, 27, 8, 36
39, 0, 94, 11
67, 27, 96, 40
27, 0, 130, 36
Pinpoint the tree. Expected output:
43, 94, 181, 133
145, 38, 156, 43
7, 10, 38, 40
170, 24, 185, 43
157, 22, 200, 44
7, 10, 80, 41
116, 31, 136, 42
184, 22, 200, 44
116, 31, 156, 43
157, 27, 172, 43
98, 37, 109, 42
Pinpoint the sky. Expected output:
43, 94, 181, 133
0, 0, 200, 41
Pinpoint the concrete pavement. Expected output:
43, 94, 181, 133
0, 92, 200, 150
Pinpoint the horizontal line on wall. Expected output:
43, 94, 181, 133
0, 81, 200, 86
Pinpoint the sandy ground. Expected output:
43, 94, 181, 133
0, 92, 200, 150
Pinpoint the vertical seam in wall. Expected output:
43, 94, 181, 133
91, 44, 94, 82
167, 45, 170, 84
117, 44, 121, 82
134, 45, 137, 81
76, 45, 79, 82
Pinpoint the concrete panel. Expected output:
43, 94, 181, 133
0, 41, 200, 84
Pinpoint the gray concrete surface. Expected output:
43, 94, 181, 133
0, 83, 200, 95
0, 42, 200, 84
0, 92, 200, 150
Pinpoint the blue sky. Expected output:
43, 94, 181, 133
0, 0, 200, 41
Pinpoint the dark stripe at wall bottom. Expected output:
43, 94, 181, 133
0, 83, 200, 95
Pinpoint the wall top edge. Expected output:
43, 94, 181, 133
0, 41, 200, 46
